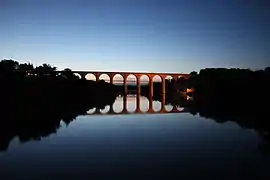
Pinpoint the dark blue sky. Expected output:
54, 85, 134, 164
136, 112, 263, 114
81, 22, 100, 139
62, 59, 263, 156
0, 0, 269, 73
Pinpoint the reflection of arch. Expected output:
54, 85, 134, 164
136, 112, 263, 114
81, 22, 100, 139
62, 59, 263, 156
176, 106, 185, 111
100, 105, 110, 114
113, 97, 124, 113
153, 101, 161, 112
85, 73, 96, 81
99, 74, 110, 83
140, 97, 149, 112
67, 71, 190, 113
127, 96, 137, 113
87, 108, 96, 114
125, 74, 137, 112
165, 105, 173, 112
73, 73, 81, 79
113, 74, 124, 85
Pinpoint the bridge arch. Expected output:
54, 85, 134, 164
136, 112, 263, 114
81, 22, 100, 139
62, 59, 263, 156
99, 73, 110, 83
152, 74, 162, 83
85, 73, 96, 81
59, 71, 190, 113
139, 74, 150, 112
125, 74, 137, 112
100, 105, 110, 114
126, 74, 137, 85
139, 74, 150, 85
112, 74, 124, 85
165, 75, 173, 81
165, 105, 173, 112
73, 73, 81, 79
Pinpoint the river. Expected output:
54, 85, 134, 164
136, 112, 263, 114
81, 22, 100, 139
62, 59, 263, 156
0, 96, 269, 179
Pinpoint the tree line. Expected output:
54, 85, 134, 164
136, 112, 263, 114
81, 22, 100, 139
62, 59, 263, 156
0, 59, 119, 151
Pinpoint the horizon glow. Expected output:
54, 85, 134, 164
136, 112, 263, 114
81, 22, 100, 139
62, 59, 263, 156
0, 0, 269, 73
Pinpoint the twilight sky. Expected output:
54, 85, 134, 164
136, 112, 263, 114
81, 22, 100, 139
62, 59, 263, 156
0, 0, 269, 73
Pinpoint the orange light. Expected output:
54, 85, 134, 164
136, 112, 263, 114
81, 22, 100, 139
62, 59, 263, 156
186, 88, 194, 93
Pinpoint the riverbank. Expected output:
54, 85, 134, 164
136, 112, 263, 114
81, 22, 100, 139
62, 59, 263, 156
0, 59, 119, 151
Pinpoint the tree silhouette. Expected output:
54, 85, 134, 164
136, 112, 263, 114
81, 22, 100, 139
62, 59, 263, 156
0, 59, 119, 152
61, 68, 77, 79
35, 63, 57, 76
0, 59, 19, 73
18, 63, 34, 76
265, 67, 270, 73
190, 71, 198, 76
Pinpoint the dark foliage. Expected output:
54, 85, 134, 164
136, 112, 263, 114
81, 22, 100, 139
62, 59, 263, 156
0, 59, 118, 151
171, 67, 270, 152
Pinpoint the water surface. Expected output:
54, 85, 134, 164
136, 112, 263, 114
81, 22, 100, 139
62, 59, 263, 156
0, 96, 269, 179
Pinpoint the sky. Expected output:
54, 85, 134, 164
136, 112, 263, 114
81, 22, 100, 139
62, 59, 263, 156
0, 0, 269, 73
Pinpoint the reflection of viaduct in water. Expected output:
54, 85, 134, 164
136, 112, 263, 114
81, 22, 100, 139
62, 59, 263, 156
63, 71, 190, 113
86, 102, 188, 116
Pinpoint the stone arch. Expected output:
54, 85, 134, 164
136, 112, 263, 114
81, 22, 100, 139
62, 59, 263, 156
165, 75, 173, 81
112, 74, 124, 85
73, 73, 81, 79
85, 73, 96, 81
150, 75, 162, 112
152, 75, 163, 94
139, 74, 150, 112
152, 75, 162, 82
171, 75, 178, 80
125, 74, 137, 112
177, 75, 183, 80
165, 75, 174, 85
126, 74, 137, 85
98, 73, 110, 83
139, 74, 150, 85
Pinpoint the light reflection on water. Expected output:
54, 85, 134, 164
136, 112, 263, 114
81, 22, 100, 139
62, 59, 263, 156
0, 96, 270, 179
87, 96, 177, 114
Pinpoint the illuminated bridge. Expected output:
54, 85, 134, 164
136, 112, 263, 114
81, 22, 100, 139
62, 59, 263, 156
56, 70, 190, 113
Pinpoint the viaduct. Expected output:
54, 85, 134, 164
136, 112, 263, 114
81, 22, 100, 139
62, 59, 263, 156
56, 70, 191, 113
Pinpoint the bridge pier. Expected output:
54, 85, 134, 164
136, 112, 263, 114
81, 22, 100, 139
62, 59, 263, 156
122, 94, 128, 113
122, 76, 128, 113
123, 77, 128, 96
148, 78, 154, 112
109, 104, 114, 114
95, 108, 101, 114
161, 77, 166, 111
93, 72, 101, 81
109, 74, 114, 84
136, 77, 141, 113
67, 71, 190, 114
